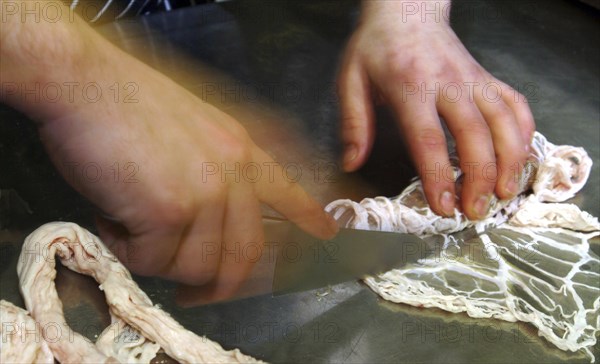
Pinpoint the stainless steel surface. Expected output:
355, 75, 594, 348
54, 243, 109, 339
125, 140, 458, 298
1, 1, 599, 363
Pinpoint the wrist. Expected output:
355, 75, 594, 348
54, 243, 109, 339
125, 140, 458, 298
361, 0, 452, 27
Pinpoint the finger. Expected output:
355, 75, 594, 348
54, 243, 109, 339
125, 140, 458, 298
253, 148, 339, 239
386, 89, 456, 217
161, 194, 226, 285
95, 215, 180, 276
474, 82, 528, 199
198, 182, 263, 302
438, 97, 496, 220
338, 58, 376, 172
498, 81, 536, 147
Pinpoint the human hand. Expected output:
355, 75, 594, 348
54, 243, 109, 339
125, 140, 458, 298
2, 6, 338, 299
338, 0, 535, 219
48, 71, 337, 296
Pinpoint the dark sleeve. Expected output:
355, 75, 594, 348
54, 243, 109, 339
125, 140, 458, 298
65, 0, 155, 24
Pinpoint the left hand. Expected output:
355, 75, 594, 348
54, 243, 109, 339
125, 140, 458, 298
338, 0, 535, 220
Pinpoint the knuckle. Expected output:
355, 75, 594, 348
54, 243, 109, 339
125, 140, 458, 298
524, 112, 536, 129
341, 115, 365, 134
487, 103, 514, 124
154, 194, 195, 228
228, 122, 250, 141
221, 139, 253, 163
514, 144, 530, 161
501, 150, 528, 167
205, 124, 253, 162
127, 250, 172, 277
516, 91, 528, 104
270, 183, 300, 209
197, 184, 227, 208
456, 120, 491, 139
459, 70, 480, 85
510, 102, 536, 141
387, 54, 420, 80
277, 180, 298, 197
520, 110, 536, 132
473, 163, 498, 184
182, 259, 219, 285
413, 128, 446, 149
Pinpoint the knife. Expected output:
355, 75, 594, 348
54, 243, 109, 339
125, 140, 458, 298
176, 218, 434, 306
267, 218, 432, 295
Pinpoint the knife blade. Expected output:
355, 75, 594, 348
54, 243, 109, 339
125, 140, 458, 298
175, 218, 434, 307
268, 219, 433, 295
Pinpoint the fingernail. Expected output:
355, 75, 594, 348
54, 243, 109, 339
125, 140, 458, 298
439, 191, 455, 217
505, 178, 519, 198
343, 144, 358, 168
473, 194, 491, 219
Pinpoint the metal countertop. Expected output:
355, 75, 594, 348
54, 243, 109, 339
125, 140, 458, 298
1, 1, 598, 363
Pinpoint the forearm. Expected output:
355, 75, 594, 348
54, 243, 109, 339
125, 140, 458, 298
0, 1, 124, 122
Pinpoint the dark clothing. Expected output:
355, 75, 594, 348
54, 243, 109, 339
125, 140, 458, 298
67, 0, 213, 23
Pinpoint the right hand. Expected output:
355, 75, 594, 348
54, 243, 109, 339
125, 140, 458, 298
42, 65, 337, 296
1, 4, 338, 299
